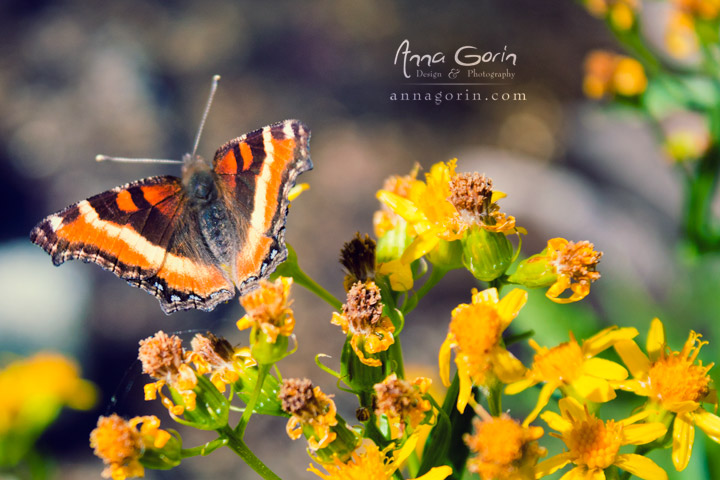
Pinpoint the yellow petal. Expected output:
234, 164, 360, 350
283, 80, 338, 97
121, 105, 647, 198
438, 335, 453, 387
693, 409, 720, 439
583, 327, 639, 357
378, 259, 414, 291
646, 318, 666, 362
559, 396, 588, 422
492, 348, 527, 384
672, 413, 695, 471
456, 359, 472, 414
377, 190, 428, 224
471, 287, 499, 305
495, 288, 528, 329
613, 339, 651, 379
665, 400, 700, 415
414, 466, 453, 480
525, 382, 558, 425
535, 452, 573, 477
541, 410, 572, 433
572, 375, 616, 403
401, 234, 440, 264
582, 357, 628, 381
505, 377, 537, 395
622, 422, 667, 445
614, 454, 668, 480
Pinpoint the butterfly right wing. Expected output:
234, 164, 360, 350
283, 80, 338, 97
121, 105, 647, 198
30, 176, 235, 314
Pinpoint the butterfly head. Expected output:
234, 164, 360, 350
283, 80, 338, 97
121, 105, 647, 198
182, 153, 217, 203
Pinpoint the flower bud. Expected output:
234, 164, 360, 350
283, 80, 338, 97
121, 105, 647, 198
426, 239, 463, 270
506, 251, 557, 288
169, 375, 229, 430
461, 226, 513, 282
139, 430, 182, 470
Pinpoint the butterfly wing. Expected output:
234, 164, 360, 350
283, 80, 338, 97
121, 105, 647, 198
212, 119, 312, 294
30, 176, 235, 314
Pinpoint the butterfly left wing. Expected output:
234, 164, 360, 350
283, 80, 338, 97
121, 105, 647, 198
212, 119, 312, 294
30, 176, 235, 313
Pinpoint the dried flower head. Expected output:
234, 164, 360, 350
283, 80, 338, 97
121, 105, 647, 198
279, 378, 338, 450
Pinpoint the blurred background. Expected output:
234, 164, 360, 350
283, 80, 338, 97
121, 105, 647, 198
1, 0, 718, 478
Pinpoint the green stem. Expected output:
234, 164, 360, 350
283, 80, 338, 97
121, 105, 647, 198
487, 382, 502, 416
235, 363, 271, 439
684, 147, 720, 252
402, 266, 447, 315
387, 336, 405, 379
181, 437, 228, 457
292, 265, 343, 311
219, 426, 281, 480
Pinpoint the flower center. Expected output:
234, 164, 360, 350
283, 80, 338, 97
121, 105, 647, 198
451, 304, 502, 355
342, 281, 384, 334
565, 415, 622, 470
550, 241, 602, 285
467, 415, 525, 465
533, 340, 584, 384
90, 414, 141, 465
448, 172, 494, 217
647, 336, 711, 407
138, 331, 185, 381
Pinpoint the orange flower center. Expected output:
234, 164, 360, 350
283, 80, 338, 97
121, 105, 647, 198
466, 416, 524, 465
451, 304, 502, 356
550, 241, 602, 286
565, 415, 622, 470
647, 333, 711, 407
90, 414, 141, 465
532, 340, 584, 384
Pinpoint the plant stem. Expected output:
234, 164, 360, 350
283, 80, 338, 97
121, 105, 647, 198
219, 426, 281, 480
235, 363, 271, 439
402, 266, 447, 314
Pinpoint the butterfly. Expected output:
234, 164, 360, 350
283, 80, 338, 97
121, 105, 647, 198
30, 110, 311, 314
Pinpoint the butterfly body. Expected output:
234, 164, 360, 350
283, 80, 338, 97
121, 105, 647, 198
30, 120, 311, 314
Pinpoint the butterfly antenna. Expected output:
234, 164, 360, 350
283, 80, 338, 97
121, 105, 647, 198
95, 155, 184, 164
191, 74, 221, 158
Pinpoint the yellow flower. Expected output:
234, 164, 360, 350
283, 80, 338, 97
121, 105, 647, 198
582, 0, 640, 29
374, 373, 432, 439
439, 287, 528, 413
279, 378, 339, 450
377, 160, 520, 265
583, 50, 647, 99
545, 238, 602, 304
537, 397, 668, 480
0, 352, 96, 438
90, 414, 172, 480
332, 281, 395, 367
464, 410, 545, 480
308, 438, 452, 480
506, 326, 637, 425
613, 318, 720, 471
138, 331, 197, 416
672, 0, 720, 20
237, 277, 295, 343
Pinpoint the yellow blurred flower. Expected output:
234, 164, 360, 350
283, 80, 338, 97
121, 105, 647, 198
506, 326, 637, 425
439, 287, 528, 413
582, 0, 640, 30
536, 397, 667, 480
332, 281, 395, 367
464, 409, 545, 480
583, 50, 647, 99
373, 164, 419, 239
672, 0, 720, 20
0, 352, 96, 437
613, 318, 720, 471
666, 10, 699, 58
90, 414, 172, 480
308, 437, 452, 480
237, 277, 295, 343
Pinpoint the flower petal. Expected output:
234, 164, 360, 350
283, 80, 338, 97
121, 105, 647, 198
646, 318, 665, 362
438, 335, 453, 387
504, 377, 537, 395
572, 375, 616, 403
583, 327, 638, 357
541, 410, 572, 433
456, 359, 473, 414
415, 466, 453, 480
559, 396, 588, 422
401, 233, 440, 264
672, 413, 695, 471
582, 357, 628, 381
693, 409, 720, 440
492, 348, 527, 384
622, 423, 667, 445
378, 259, 414, 291
613, 339, 650, 379
495, 288, 528, 328
377, 190, 427, 225
524, 382, 557, 425
535, 452, 573, 477
615, 454, 668, 480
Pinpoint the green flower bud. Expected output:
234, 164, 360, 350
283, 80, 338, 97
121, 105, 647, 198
234, 366, 285, 417
340, 338, 388, 401
311, 416, 361, 464
250, 328, 290, 365
376, 219, 411, 263
140, 430, 182, 470
426, 239, 463, 270
170, 375, 229, 430
462, 226, 513, 282
506, 251, 557, 288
